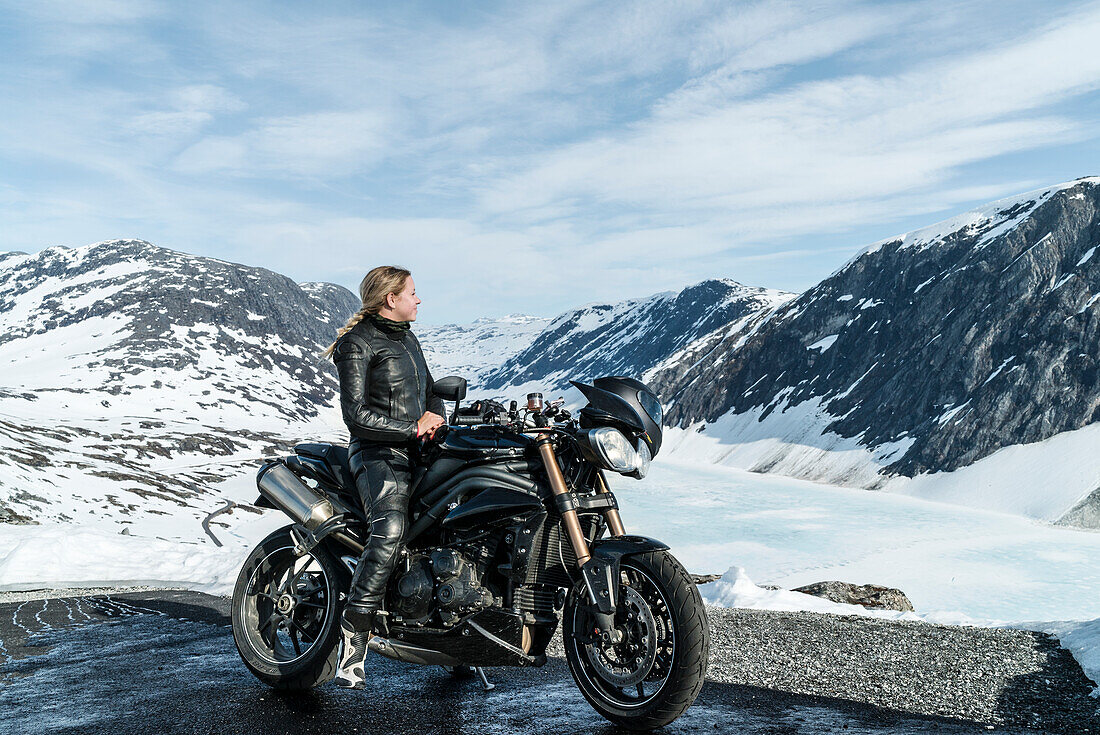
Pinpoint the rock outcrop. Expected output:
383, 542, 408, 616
792, 581, 915, 612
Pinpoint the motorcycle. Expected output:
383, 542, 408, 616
230, 375, 709, 730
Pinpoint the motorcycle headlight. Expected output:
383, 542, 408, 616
583, 427, 642, 474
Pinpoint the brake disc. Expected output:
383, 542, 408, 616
583, 585, 658, 687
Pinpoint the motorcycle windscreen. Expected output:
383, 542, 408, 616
591, 376, 663, 457
569, 380, 645, 431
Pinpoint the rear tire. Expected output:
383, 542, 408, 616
563, 550, 709, 730
231, 526, 349, 690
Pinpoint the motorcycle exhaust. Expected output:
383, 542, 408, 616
256, 460, 337, 532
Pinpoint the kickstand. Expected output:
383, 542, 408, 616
474, 666, 495, 692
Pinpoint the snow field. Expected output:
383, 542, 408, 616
610, 458, 1100, 622
662, 403, 1100, 523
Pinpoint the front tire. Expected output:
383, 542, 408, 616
231, 526, 349, 690
563, 550, 709, 730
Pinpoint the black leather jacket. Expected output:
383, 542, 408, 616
332, 319, 445, 444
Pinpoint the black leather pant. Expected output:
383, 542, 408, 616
345, 439, 414, 624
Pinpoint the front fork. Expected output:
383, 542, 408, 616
535, 436, 624, 641
593, 468, 627, 537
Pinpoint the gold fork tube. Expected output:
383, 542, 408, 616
536, 437, 592, 566
593, 469, 626, 537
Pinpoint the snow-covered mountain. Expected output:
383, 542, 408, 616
0, 243, 791, 530
0, 239, 358, 528
651, 177, 1100, 527
415, 314, 551, 387
13, 178, 1100, 536
480, 279, 792, 402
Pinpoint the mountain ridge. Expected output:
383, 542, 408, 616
481, 278, 793, 398
8, 177, 1100, 532
651, 176, 1100, 525
0, 238, 358, 527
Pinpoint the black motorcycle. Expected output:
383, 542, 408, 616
231, 375, 708, 730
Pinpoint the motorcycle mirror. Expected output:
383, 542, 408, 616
432, 376, 467, 402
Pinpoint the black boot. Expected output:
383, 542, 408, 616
334, 608, 374, 689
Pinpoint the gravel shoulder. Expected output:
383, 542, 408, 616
3, 588, 1097, 733
699, 607, 1098, 733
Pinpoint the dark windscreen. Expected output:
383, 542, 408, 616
637, 389, 663, 426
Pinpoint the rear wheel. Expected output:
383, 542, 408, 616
231, 526, 348, 689
563, 550, 709, 730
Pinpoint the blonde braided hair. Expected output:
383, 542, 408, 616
319, 265, 411, 360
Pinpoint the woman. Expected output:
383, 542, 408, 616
320, 265, 446, 689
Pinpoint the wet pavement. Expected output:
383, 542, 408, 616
0, 591, 1064, 734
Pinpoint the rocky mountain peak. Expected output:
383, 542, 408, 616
0, 240, 360, 525
482, 277, 793, 396
0, 239, 360, 418
652, 177, 1100, 524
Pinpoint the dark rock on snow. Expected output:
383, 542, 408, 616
793, 580, 915, 612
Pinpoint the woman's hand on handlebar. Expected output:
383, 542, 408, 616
417, 411, 446, 439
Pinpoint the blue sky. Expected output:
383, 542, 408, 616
3, 0, 1100, 324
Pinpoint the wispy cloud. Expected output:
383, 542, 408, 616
481, 2, 1100, 228
2, 1, 1100, 322
175, 109, 395, 177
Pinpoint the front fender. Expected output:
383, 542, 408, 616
576, 535, 672, 620
589, 534, 670, 558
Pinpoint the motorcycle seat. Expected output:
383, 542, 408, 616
294, 442, 356, 493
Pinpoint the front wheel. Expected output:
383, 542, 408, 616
231, 526, 348, 690
563, 550, 709, 730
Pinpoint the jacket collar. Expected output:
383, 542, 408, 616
359, 316, 408, 342
366, 312, 411, 333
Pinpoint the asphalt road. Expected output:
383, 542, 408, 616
0, 591, 1077, 734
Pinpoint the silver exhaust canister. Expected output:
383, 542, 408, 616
256, 460, 336, 532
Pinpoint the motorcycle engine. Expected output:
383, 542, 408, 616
390, 555, 434, 625
390, 548, 494, 627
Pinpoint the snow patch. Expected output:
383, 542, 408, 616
837, 178, 1100, 273
882, 421, 1100, 522
982, 356, 1015, 385
0, 518, 281, 595
703, 566, 921, 621
935, 400, 971, 425
667, 399, 1100, 523
663, 397, 915, 489
1051, 273, 1075, 291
